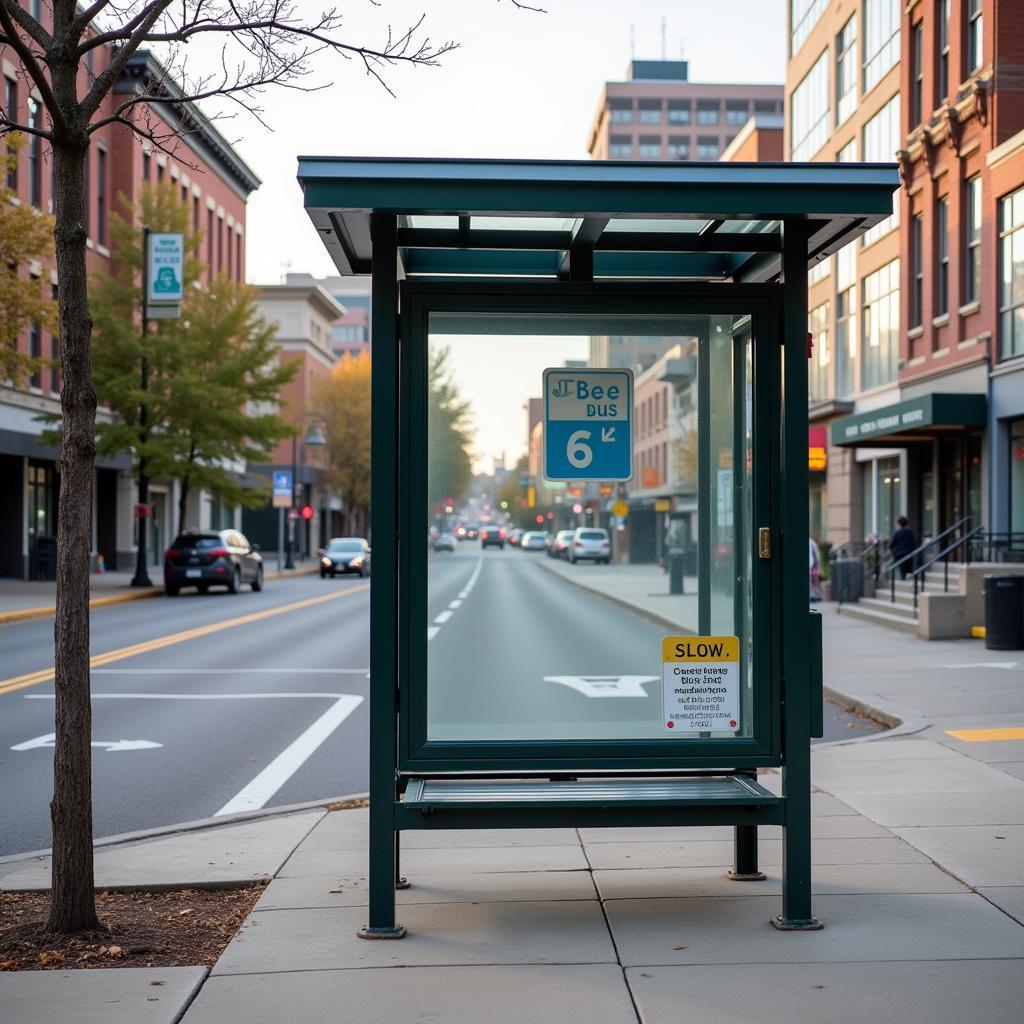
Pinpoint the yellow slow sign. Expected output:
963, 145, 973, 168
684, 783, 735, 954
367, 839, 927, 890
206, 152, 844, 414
662, 636, 739, 662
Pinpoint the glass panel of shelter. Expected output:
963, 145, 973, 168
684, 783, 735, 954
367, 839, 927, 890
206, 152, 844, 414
422, 310, 757, 746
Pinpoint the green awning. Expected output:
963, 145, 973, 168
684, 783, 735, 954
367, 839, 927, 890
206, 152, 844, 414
831, 393, 987, 447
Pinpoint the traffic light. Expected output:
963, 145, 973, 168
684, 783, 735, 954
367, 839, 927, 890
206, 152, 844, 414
300, 504, 314, 521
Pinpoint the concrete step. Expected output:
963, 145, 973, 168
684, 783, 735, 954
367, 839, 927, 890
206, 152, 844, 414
872, 587, 918, 608
858, 596, 919, 621
837, 602, 919, 634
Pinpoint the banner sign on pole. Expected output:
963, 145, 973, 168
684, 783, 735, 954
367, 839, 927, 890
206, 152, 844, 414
146, 232, 185, 305
272, 470, 293, 509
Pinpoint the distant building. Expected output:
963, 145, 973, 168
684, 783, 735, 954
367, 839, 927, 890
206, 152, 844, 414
307, 274, 372, 360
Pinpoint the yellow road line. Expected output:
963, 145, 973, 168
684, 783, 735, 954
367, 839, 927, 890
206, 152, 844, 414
945, 727, 1024, 743
0, 584, 369, 696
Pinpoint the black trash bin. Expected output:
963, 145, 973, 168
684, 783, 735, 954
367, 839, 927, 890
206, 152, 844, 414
984, 575, 1024, 651
667, 549, 685, 595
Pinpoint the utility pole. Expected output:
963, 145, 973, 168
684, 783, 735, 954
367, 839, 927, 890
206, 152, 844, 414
131, 227, 152, 588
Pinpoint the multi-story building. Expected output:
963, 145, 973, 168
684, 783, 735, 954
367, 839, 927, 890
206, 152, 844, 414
316, 274, 372, 361
1, 37, 259, 578
790, 0, 1024, 548
587, 60, 784, 163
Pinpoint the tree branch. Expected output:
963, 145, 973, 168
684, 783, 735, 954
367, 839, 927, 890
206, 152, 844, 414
0, 0, 53, 48
0, 1, 67, 134
0, 114, 54, 141
72, 0, 114, 36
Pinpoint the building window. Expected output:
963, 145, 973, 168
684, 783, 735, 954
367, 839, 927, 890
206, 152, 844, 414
638, 101, 661, 124
725, 102, 750, 126
667, 136, 689, 160
967, 0, 983, 73
809, 301, 831, 404
965, 176, 982, 304
809, 254, 831, 284
1011, 419, 1024, 532
696, 137, 720, 160
667, 101, 690, 124
937, 0, 950, 103
861, 93, 900, 245
861, 259, 900, 390
207, 208, 214, 273
836, 285, 857, 398
936, 196, 949, 316
835, 15, 857, 125
791, 0, 826, 55
609, 101, 633, 124
638, 136, 662, 159
999, 187, 1024, 361
912, 214, 924, 327
837, 138, 857, 162
142, 151, 150, 183
27, 97, 41, 207
863, 0, 899, 92
96, 148, 106, 246
157, 161, 164, 183
911, 21, 924, 126
5, 78, 17, 189
696, 102, 719, 126
791, 49, 829, 161
29, 320, 42, 389
608, 135, 632, 158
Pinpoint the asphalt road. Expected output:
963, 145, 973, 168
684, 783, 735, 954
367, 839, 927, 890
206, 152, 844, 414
0, 547, 877, 857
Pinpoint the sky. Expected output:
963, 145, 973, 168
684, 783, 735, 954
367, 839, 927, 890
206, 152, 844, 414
217, 0, 786, 471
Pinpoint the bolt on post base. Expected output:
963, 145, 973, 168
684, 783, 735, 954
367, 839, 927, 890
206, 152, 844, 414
357, 924, 407, 940
771, 915, 823, 931
726, 870, 767, 881
395, 877, 411, 890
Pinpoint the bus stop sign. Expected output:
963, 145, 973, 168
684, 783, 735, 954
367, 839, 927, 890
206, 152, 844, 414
543, 368, 633, 481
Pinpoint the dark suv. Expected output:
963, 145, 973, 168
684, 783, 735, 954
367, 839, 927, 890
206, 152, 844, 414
480, 525, 505, 549
164, 530, 263, 596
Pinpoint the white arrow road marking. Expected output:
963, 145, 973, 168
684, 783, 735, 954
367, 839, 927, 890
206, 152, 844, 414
941, 662, 1019, 671
545, 675, 658, 698
11, 733, 162, 752
601, 426, 616, 442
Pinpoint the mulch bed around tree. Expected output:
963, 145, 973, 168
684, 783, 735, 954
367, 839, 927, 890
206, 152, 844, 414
0, 884, 265, 971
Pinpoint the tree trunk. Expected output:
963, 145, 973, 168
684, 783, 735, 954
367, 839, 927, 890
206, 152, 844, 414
46, 129, 100, 933
178, 477, 190, 537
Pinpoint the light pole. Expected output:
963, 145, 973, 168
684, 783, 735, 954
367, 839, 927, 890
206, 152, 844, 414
285, 419, 326, 570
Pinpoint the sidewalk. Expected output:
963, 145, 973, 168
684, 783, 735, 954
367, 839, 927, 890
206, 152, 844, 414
2, 570, 1023, 1022
0, 559, 321, 624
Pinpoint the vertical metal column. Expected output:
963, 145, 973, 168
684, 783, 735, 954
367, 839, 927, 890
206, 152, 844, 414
358, 213, 406, 940
697, 324, 711, 636
774, 220, 822, 930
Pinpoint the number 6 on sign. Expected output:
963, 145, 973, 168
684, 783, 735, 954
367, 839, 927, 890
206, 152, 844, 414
567, 430, 593, 469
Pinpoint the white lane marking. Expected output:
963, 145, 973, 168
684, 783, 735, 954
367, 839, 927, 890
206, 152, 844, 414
464, 556, 484, 592
428, 555, 484, 643
12, 732, 162, 752
427, 626, 441, 642
545, 675, 658, 698
26, 692, 351, 701
215, 694, 363, 816
449, 600, 462, 609
89, 668, 370, 675
458, 591, 470, 600
941, 662, 1019, 670
434, 610, 453, 624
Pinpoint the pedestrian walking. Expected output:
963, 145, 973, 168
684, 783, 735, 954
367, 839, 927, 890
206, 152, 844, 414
889, 516, 917, 579
809, 536, 822, 603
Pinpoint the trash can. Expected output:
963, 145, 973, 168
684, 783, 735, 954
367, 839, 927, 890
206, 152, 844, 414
667, 548, 685, 595
831, 558, 863, 604
984, 575, 1024, 651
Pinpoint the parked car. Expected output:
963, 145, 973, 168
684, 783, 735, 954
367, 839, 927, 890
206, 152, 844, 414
433, 532, 457, 552
521, 531, 548, 551
549, 530, 575, 559
508, 529, 524, 547
568, 527, 611, 564
320, 537, 371, 577
464, 524, 480, 540
164, 529, 263, 596
480, 525, 505, 549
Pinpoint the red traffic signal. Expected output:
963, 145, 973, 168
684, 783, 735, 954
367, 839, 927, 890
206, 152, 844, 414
300, 504, 314, 521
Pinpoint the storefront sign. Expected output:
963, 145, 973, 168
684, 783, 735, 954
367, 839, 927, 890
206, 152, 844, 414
808, 426, 827, 471
661, 636, 740, 733
831, 394, 986, 446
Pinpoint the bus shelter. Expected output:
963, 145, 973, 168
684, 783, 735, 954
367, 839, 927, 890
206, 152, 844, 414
297, 157, 899, 937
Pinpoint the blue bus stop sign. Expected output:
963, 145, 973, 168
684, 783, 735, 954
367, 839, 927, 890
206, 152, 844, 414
543, 368, 633, 481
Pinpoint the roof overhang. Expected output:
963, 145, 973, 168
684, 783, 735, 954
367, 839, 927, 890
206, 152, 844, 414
831, 394, 987, 448
297, 157, 900, 282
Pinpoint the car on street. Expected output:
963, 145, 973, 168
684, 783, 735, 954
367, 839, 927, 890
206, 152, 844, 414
521, 531, 548, 551
568, 527, 611, 564
464, 524, 480, 540
480, 525, 505, 549
508, 529, 524, 547
320, 537, 371, 577
433, 532, 457, 552
164, 529, 263, 596
549, 530, 575, 559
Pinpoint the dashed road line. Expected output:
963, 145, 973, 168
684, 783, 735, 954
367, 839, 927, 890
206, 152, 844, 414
434, 610, 453, 624
428, 556, 483, 643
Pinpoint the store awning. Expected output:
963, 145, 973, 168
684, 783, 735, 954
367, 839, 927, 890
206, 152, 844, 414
831, 393, 987, 447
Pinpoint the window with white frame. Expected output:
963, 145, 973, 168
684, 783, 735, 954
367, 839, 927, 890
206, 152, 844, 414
638, 137, 662, 159
725, 102, 750, 125
938, 0, 951, 101
696, 137, 719, 160
999, 187, 1024, 361
638, 101, 661, 124
965, 176, 982, 304
936, 195, 949, 316
791, 0, 827, 56
912, 214, 924, 327
863, 0, 899, 92
696, 102, 719, 126
809, 254, 831, 284
609, 136, 632, 158
667, 137, 690, 160
835, 15, 857, 125
861, 259, 900, 390
791, 49, 830, 160
837, 138, 857, 162
968, 0, 983, 73
668, 101, 690, 124
809, 301, 832, 404
610, 102, 633, 124
861, 93, 900, 245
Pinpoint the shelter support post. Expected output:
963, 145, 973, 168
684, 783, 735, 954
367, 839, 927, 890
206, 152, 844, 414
359, 213, 406, 940
774, 220, 823, 931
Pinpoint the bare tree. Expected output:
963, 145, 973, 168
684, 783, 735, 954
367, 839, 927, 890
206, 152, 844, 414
0, 0, 533, 934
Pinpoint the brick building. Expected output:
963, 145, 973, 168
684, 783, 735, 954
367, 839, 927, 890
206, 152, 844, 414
1, 34, 259, 577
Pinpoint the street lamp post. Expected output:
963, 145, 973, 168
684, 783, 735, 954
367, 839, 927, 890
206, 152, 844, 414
285, 419, 327, 570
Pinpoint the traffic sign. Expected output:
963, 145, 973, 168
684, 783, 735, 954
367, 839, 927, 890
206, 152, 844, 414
272, 470, 293, 509
611, 500, 629, 518
543, 368, 632, 481
661, 636, 740, 734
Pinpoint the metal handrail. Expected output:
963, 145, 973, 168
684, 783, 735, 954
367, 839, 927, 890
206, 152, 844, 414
907, 524, 984, 609
887, 516, 973, 604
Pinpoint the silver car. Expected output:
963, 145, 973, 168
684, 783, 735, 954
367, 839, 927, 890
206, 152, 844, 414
568, 527, 611, 564
520, 531, 548, 551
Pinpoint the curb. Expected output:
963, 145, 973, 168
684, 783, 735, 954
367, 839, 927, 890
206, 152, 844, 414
0, 565, 319, 626
534, 558, 696, 635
